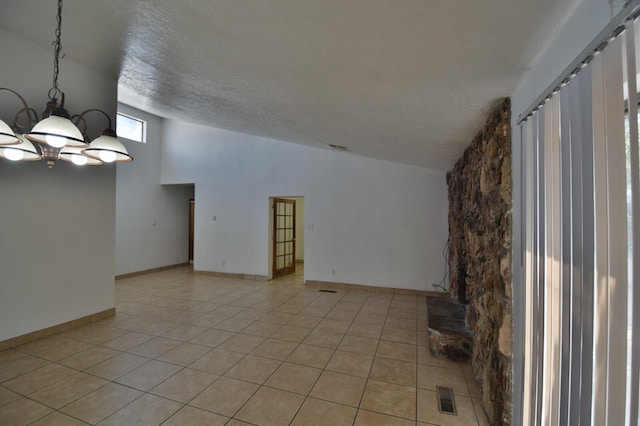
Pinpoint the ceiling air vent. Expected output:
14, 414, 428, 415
329, 144, 349, 152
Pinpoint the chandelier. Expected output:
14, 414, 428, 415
0, 0, 132, 168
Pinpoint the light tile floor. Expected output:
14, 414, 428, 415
0, 266, 489, 425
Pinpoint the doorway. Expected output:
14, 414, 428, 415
270, 197, 304, 280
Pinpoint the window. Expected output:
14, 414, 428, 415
116, 112, 146, 143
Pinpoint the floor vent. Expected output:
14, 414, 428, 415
318, 289, 337, 293
436, 386, 457, 415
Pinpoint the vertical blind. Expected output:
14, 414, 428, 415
519, 16, 640, 426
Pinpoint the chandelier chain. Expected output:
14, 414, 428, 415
0, 0, 133, 166
50, 0, 64, 100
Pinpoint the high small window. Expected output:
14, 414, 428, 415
116, 113, 146, 143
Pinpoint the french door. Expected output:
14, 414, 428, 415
272, 198, 296, 278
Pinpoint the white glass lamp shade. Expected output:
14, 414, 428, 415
83, 134, 133, 163
0, 134, 42, 161
59, 146, 102, 166
26, 115, 87, 148
0, 119, 20, 145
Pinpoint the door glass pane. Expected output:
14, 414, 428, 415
273, 199, 297, 276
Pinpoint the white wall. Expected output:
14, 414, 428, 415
0, 29, 117, 341
161, 120, 449, 291
509, 0, 624, 421
115, 104, 194, 276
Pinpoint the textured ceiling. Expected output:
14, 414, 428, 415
0, 0, 579, 171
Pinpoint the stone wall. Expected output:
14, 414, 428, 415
447, 98, 512, 425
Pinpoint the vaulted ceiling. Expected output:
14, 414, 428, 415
0, 0, 579, 171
